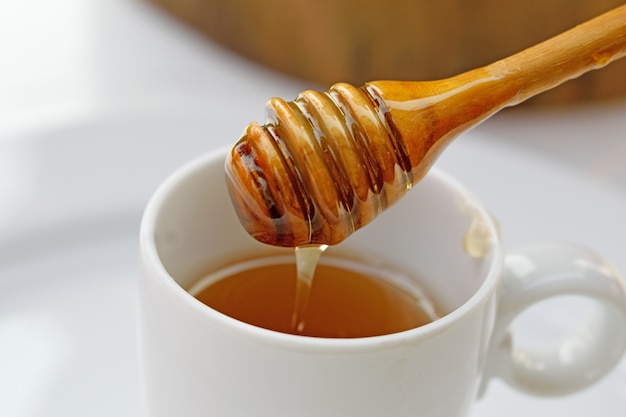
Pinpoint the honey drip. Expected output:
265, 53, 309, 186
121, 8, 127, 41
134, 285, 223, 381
291, 244, 328, 333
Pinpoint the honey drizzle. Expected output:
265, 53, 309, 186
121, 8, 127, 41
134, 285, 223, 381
291, 244, 328, 333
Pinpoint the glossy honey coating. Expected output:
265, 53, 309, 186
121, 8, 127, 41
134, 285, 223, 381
225, 4, 626, 247
225, 84, 414, 247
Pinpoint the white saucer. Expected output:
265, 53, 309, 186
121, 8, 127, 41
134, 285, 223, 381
1, 112, 625, 417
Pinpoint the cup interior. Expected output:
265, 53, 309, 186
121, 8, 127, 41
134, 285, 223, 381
144, 148, 500, 316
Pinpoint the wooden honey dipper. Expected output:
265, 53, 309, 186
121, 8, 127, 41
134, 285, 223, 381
225, 4, 626, 248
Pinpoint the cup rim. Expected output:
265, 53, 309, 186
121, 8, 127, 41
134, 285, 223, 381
140, 146, 504, 353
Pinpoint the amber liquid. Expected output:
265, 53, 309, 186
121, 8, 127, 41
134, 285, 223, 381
191, 256, 440, 338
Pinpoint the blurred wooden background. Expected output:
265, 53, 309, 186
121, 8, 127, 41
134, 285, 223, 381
148, 0, 626, 105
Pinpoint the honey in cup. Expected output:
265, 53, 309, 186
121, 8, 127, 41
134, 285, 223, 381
189, 255, 442, 338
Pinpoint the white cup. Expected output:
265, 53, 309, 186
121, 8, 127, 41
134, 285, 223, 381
139, 147, 626, 417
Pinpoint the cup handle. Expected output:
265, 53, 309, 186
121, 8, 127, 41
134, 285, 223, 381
479, 242, 626, 397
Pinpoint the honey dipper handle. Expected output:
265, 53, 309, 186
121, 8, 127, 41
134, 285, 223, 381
489, 3, 626, 106
366, 4, 626, 182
